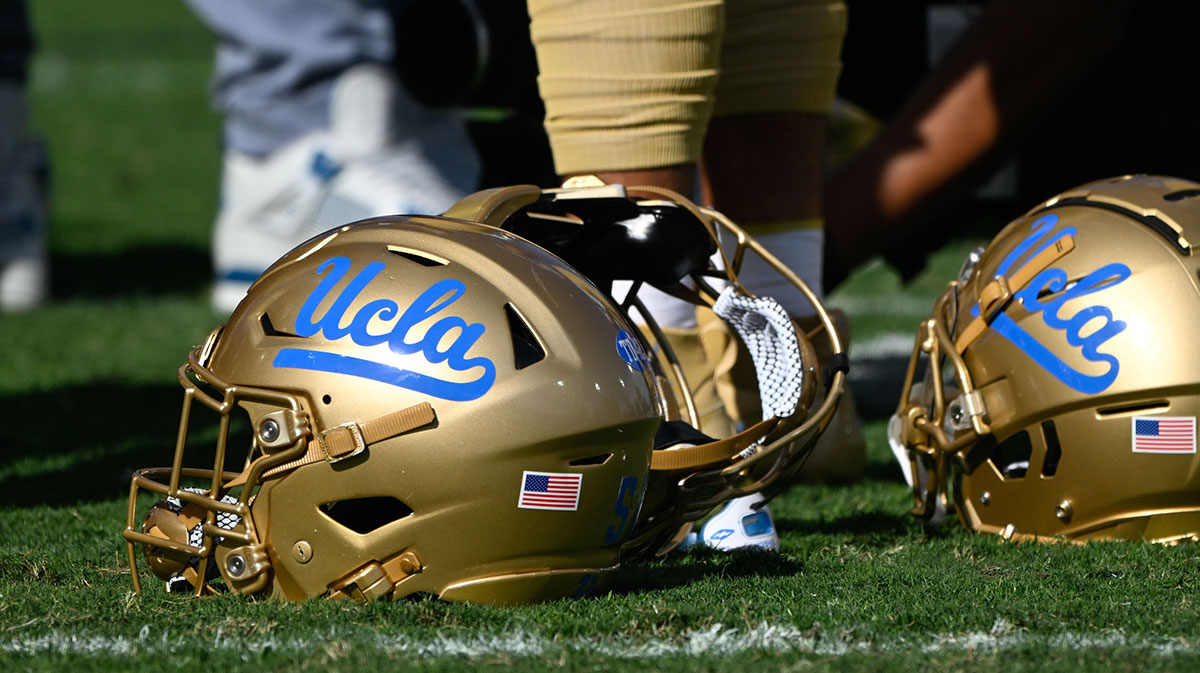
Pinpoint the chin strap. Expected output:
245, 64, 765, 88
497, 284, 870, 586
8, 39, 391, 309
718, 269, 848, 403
954, 233, 1075, 353
225, 402, 437, 488
651, 416, 780, 470
328, 549, 424, 603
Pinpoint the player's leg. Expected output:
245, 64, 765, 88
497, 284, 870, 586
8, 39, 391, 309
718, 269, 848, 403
703, 0, 864, 483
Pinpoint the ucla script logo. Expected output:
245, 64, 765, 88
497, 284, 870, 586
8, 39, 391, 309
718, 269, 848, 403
271, 256, 496, 401
976, 214, 1129, 394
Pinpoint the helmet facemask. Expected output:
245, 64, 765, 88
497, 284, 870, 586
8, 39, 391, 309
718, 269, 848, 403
445, 178, 849, 558
125, 328, 307, 597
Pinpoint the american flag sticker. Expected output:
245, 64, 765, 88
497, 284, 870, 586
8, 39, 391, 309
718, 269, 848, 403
518, 471, 583, 511
1132, 416, 1197, 454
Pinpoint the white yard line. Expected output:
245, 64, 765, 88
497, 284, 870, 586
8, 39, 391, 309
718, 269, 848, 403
847, 333, 918, 359
32, 58, 183, 93
3, 620, 1196, 659
828, 294, 936, 318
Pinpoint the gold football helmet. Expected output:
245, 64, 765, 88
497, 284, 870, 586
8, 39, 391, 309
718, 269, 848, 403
124, 179, 845, 602
890, 174, 1200, 543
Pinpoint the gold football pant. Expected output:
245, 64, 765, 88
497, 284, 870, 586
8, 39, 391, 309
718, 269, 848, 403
528, 0, 847, 174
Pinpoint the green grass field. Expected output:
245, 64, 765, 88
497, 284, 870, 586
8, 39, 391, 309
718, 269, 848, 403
5, 2, 1200, 671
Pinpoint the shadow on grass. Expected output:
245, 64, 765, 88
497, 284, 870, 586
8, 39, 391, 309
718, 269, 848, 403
773, 510, 914, 539
862, 459, 906, 484
0, 381, 210, 507
610, 546, 803, 597
846, 351, 910, 421
49, 243, 210, 300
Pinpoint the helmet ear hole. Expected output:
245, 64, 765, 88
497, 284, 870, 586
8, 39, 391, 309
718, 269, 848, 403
1040, 421, 1062, 477
988, 430, 1032, 480
569, 453, 612, 466
319, 497, 414, 535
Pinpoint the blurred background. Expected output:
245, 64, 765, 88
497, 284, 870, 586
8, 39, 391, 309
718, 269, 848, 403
6, 8, 1200, 669
4, 0, 1196, 499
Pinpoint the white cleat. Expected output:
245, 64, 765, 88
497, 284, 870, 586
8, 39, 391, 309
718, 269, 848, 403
699, 493, 781, 552
0, 83, 49, 313
211, 63, 481, 313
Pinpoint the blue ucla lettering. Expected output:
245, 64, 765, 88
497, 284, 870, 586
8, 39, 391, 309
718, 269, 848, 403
295, 257, 385, 341
976, 216, 1128, 395
276, 256, 496, 401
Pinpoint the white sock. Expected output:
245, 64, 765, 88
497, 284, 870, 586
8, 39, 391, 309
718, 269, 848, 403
610, 227, 824, 327
612, 280, 698, 329
732, 228, 824, 317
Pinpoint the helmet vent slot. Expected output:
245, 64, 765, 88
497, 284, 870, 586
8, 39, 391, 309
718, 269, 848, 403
1036, 273, 1124, 303
260, 313, 300, 337
569, 453, 613, 466
989, 430, 1031, 480
1096, 400, 1169, 417
1164, 188, 1200, 202
318, 497, 414, 535
1040, 198, 1190, 255
1040, 420, 1062, 477
505, 304, 546, 370
388, 245, 448, 266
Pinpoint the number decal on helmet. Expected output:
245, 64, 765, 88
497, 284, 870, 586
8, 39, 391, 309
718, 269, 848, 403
572, 574, 599, 598
615, 329, 650, 372
604, 475, 639, 544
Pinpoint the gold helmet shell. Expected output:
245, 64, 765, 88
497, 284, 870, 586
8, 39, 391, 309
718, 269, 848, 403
891, 174, 1200, 543
125, 215, 663, 603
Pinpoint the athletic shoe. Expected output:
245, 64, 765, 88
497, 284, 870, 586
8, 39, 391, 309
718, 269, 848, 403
700, 493, 781, 551
211, 64, 481, 313
0, 83, 49, 313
